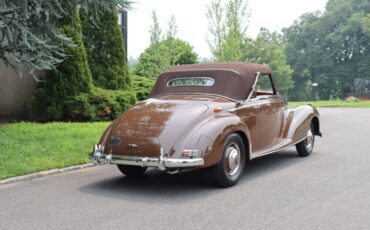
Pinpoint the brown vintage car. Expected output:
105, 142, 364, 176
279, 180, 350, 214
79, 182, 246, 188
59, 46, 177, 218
92, 62, 322, 187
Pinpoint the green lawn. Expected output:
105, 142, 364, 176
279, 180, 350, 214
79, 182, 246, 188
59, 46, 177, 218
289, 100, 370, 108
0, 122, 110, 180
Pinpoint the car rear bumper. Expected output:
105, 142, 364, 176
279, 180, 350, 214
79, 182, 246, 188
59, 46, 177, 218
92, 146, 204, 171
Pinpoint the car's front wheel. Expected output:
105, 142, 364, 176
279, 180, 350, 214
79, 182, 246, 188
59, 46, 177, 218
117, 165, 147, 177
212, 134, 246, 187
296, 124, 315, 157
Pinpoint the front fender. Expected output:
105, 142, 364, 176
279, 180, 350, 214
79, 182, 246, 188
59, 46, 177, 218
182, 113, 251, 167
285, 105, 320, 144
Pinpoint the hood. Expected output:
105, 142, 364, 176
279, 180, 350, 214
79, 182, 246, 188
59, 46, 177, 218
100, 99, 212, 157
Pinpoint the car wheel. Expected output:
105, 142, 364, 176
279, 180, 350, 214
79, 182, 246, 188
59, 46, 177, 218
296, 124, 315, 157
117, 165, 147, 177
212, 134, 246, 187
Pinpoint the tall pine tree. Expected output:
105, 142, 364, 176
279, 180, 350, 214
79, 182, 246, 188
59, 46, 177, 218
81, 8, 130, 90
33, 5, 93, 119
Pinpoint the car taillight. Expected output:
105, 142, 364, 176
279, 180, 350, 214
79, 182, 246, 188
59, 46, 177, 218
181, 149, 201, 158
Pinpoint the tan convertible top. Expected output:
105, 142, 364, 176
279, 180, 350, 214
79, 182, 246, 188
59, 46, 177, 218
151, 62, 272, 101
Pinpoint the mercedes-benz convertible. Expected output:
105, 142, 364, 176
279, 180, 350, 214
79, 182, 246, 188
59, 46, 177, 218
92, 62, 322, 187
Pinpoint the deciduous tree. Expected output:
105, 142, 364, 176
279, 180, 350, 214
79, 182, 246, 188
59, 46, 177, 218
207, 0, 250, 61
245, 29, 293, 96
284, 0, 370, 100
149, 10, 162, 44
206, 0, 226, 59
135, 14, 198, 78
166, 15, 178, 39
207, 0, 293, 95
134, 38, 198, 78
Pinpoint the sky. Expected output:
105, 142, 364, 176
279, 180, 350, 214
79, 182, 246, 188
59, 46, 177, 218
127, 0, 328, 59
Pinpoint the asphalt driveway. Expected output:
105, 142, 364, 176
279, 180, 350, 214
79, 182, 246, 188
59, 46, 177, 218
1, 108, 369, 230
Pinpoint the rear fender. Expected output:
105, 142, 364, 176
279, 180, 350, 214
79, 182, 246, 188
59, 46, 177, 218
182, 113, 251, 167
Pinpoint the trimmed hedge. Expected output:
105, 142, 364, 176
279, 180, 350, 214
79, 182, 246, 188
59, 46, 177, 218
131, 75, 155, 101
90, 87, 136, 120
33, 86, 136, 121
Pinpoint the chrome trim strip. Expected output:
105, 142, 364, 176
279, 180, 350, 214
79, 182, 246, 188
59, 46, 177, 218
229, 97, 282, 112
244, 72, 280, 104
163, 68, 241, 75
152, 93, 238, 102
167, 77, 215, 87
246, 72, 260, 102
254, 95, 281, 100
250, 136, 307, 160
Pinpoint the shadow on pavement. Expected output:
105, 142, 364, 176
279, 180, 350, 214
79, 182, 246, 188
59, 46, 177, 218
79, 149, 307, 203
244, 149, 304, 181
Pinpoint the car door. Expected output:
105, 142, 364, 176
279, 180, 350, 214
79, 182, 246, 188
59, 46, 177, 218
235, 100, 259, 153
254, 74, 284, 154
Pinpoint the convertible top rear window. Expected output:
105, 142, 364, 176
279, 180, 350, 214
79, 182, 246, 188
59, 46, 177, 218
167, 77, 215, 87
152, 63, 273, 101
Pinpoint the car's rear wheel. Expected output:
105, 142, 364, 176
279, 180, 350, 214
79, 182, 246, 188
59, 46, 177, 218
117, 165, 147, 177
212, 134, 246, 187
296, 124, 315, 157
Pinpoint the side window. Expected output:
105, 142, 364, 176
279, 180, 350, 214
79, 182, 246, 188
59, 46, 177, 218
256, 74, 276, 96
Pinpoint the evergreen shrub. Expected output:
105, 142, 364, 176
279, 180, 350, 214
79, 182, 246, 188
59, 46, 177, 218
131, 75, 155, 101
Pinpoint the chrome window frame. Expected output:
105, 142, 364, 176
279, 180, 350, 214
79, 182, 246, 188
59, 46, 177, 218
245, 72, 278, 103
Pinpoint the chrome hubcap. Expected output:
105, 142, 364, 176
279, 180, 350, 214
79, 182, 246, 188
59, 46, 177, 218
226, 145, 241, 176
305, 129, 314, 151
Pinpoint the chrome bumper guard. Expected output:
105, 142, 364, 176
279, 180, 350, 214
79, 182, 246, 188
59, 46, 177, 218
92, 146, 204, 171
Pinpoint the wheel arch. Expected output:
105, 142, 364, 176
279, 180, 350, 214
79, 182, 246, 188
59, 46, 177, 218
311, 116, 321, 137
182, 113, 252, 167
234, 130, 251, 161
286, 105, 321, 144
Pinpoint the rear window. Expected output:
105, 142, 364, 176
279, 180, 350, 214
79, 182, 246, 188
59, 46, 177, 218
167, 77, 215, 87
